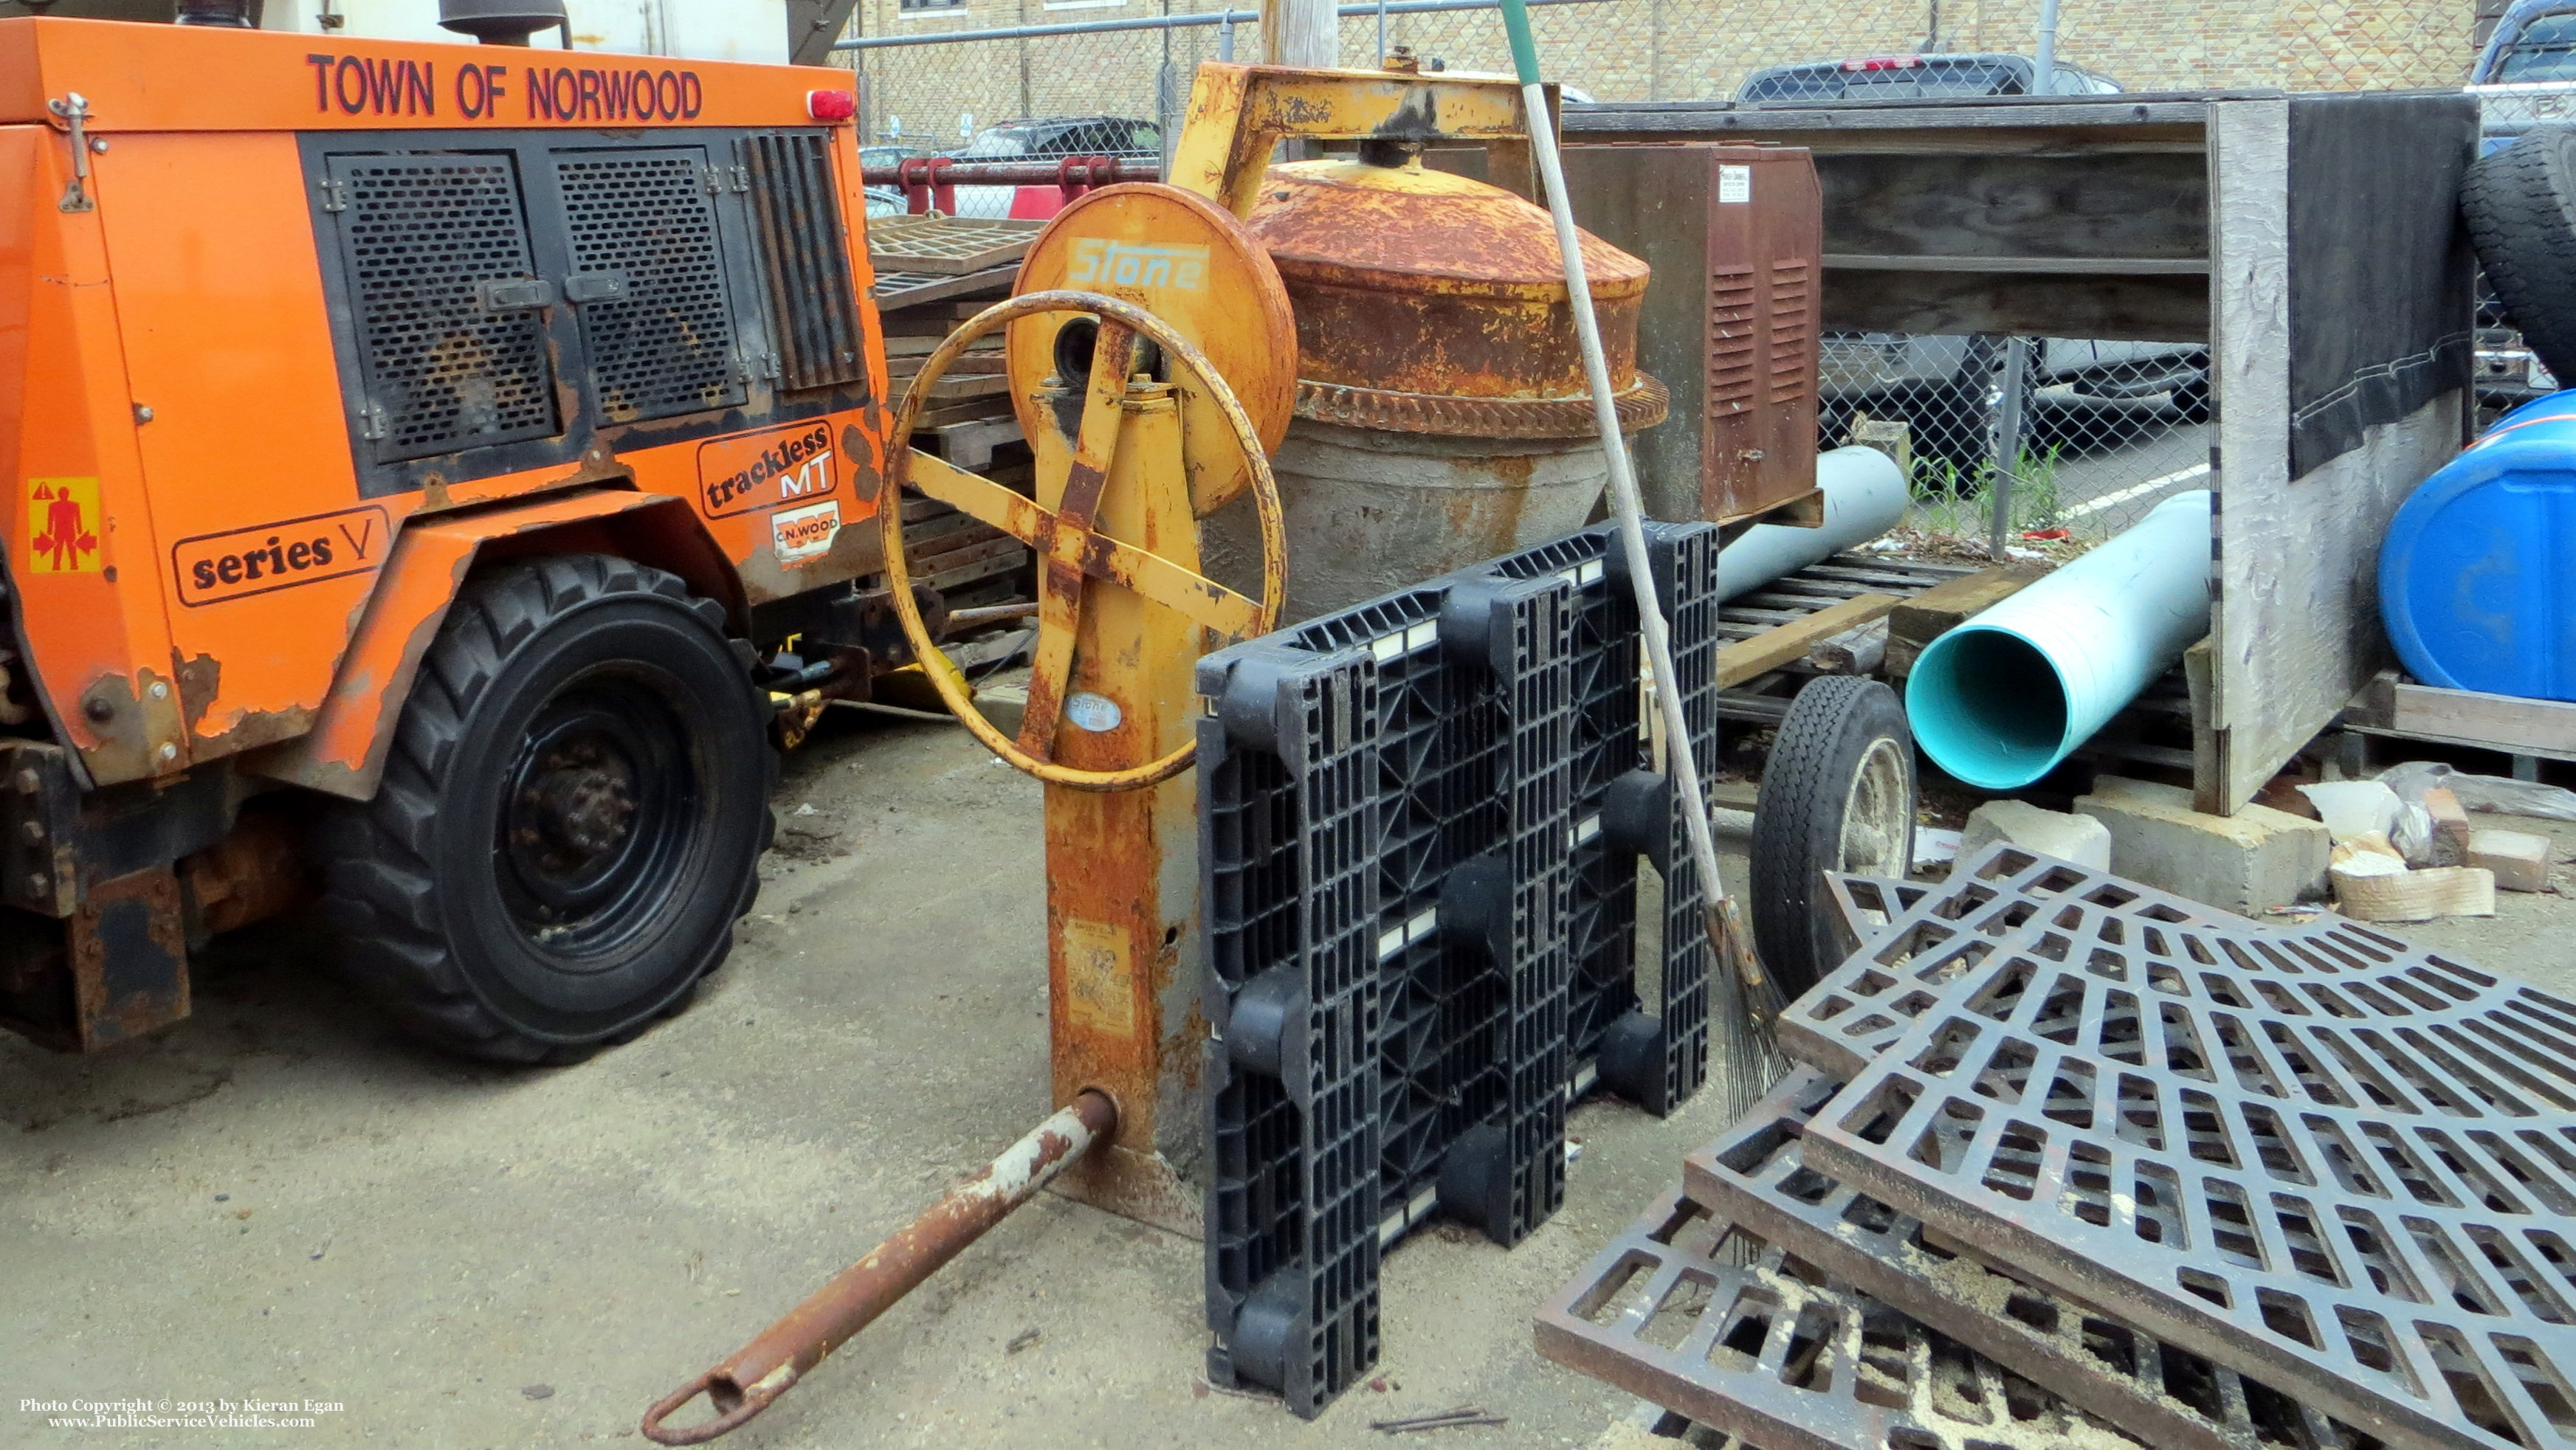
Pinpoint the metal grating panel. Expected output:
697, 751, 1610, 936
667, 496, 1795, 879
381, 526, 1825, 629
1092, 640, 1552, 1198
1684, 1068, 2374, 1450
1198, 641, 1383, 1420
328, 153, 559, 462
741, 132, 869, 393
1791, 874, 2576, 1450
554, 149, 745, 423
865, 214, 1043, 275
1783, 843, 2247, 1080
1537, 1183, 2151, 1450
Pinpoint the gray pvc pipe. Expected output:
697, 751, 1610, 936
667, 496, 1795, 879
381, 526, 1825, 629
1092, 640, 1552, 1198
1905, 488, 2214, 790
1715, 445, 1908, 601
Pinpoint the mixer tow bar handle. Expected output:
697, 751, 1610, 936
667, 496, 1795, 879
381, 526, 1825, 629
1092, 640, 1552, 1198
639, 1091, 1118, 1445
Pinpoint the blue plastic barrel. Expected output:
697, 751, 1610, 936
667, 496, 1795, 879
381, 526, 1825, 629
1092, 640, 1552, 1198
2378, 391, 2576, 702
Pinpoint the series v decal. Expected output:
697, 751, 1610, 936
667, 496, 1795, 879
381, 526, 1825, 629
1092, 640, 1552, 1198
173, 505, 389, 607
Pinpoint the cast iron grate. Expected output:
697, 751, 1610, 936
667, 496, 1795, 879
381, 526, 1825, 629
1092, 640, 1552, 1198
740, 132, 869, 393
1784, 843, 2246, 1079
1787, 860, 2576, 1450
328, 153, 560, 461
1197, 640, 1383, 1420
554, 149, 746, 423
1684, 1067, 2374, 1450
1537, 1182, 2149, 1450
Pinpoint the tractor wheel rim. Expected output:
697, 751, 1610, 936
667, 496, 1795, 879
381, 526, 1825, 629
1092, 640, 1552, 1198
497, 672, 698, 958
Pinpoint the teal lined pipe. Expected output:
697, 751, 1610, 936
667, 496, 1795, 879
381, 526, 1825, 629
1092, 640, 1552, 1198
1905, 490, 2214, 791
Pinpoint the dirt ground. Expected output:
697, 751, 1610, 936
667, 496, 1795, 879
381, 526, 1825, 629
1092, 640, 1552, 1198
6, 714, 2574, 1449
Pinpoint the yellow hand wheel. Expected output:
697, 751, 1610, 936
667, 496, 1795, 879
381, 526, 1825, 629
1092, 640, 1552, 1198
880, 286, 1288, 791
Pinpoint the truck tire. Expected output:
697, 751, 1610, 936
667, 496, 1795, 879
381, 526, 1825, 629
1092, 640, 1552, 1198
1747, 676, 1915, 1001
2465, 127, 2576, 387
320, 554, 773, 1063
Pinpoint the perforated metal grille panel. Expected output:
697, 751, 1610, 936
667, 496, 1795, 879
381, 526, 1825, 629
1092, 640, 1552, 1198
1537, 1184, 2152, 1450
1788, 859, 2576, 1450
1685, 1068, 2373, 1450
554, 149, 745, 423
329, 154, 559, 462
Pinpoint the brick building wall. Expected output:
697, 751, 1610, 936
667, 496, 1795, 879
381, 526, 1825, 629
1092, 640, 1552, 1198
839, 0, 2482, 146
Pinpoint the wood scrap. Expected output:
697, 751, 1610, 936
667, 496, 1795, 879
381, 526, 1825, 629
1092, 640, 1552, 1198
2329, 855, 2495, 922
1715, 593, 1901, 688
1884, 565, 2045, 677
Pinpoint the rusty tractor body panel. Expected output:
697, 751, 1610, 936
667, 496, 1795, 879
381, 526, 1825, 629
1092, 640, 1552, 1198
0, 16, 906, 1051
3, 17, 891, 795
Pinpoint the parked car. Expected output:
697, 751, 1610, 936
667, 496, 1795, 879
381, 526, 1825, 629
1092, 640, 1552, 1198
940, 116, 1163, 218
2476, 0, 2576, 153
1736, 56, 2207, 469
1737, 52, 2123, 103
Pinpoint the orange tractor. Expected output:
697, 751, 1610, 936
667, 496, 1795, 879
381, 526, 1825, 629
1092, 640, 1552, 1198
0, 13, 1008, 1060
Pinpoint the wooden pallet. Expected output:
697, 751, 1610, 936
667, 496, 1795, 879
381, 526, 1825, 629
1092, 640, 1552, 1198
2344, 670, 2576, 764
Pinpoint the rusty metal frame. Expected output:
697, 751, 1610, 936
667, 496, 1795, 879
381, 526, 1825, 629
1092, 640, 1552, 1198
1684, 1068, 2366, 1450
1788, 867, 2576, 1450
1537, 1183, 2146, 1450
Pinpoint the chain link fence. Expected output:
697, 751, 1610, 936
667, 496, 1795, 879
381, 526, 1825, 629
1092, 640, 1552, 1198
837, 0, 2482, 540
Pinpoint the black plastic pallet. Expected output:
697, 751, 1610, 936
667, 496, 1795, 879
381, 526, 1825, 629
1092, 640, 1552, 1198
1481, 522, 1722, 1116
1197, 639, 1382, 1419
1288, 568, 1578, 1249
1195, 523, 1731, 1417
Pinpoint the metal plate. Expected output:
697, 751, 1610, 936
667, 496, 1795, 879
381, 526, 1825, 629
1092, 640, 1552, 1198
1537, 1182, 2146, 1450
1784, 844, 2248, 1080
1685, 1068, 2372, 1450
1791, 882, 2576, 1450
1007, 184, 1297, 517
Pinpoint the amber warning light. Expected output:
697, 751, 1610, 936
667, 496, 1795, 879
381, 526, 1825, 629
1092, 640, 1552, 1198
807, 89, 855, 122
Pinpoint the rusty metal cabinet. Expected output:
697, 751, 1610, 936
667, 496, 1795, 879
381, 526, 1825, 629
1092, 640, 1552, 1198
1557, 144, 1824, 526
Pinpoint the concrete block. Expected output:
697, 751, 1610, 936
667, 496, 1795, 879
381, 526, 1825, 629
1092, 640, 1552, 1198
1960, 800, 2112, 871
2469, 828, 2554, 893
2423, 787, 2472, 867
974, 682, 1028, 740
2074, 776, 2332, 914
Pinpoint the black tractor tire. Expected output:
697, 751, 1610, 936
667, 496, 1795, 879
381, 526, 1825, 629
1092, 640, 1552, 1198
1748, 676, 1916, 1003
2465, 126, 2576, 387
320, 554, 774, 1063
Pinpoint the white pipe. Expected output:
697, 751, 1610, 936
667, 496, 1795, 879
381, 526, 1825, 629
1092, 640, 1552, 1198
1905, 489, 2213, 791
1715, 446, 1907, 601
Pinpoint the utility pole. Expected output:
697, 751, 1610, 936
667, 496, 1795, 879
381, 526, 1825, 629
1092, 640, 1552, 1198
1261, 0, 1337, 68
2032, 0, 2060, 84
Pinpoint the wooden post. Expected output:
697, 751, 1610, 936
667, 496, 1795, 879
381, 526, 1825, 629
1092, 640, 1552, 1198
1261, 0, 1337, 68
